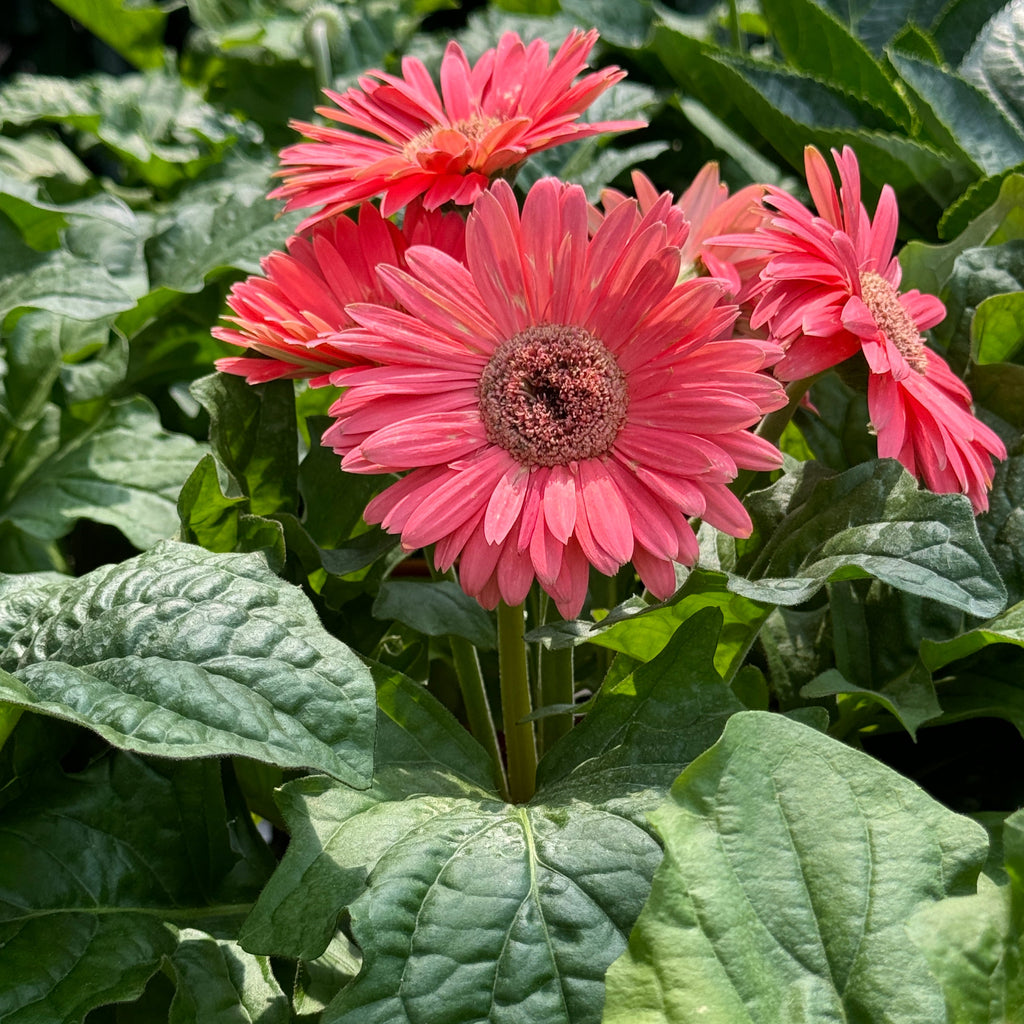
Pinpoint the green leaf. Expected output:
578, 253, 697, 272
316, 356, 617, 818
921, 598, 1024, 670
0, 72, 258, 189
814, 0, 941, 53
0, 213, 141, 322
931, 0, 1008, 65
190, 374, 298, 517
0, 752, 271, 1024
176, 454, 286, 563
601, 711, 988, 1023
145, 170, 303, 294
901, 173, 1024, 294
972, 290, 1024, 363
961, 1, 1024, 135
907, 807, 1024, 1024
723, 459, 1006, 617
168, 930, 290, 1024
977, 453, 1024, 607
49, 0, 167, 70
559, 0, 653, 48
1, 396, 207, 549
801, 661, 942, 737
373, 579, 497, 650
241, 610, 743, 1024
0, 540, 376, 784
763, 0, 912, 128
889, 51, 1024, 175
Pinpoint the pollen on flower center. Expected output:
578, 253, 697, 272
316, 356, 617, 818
859, 270, 928, 373
402, 115, 502, 161
478, 324, 629, 467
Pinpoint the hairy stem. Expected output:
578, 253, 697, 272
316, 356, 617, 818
497, 601, 537, 803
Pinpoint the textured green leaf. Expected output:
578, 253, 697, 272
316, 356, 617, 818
242, 610, 742, 1024
601, 712, 988, 1024
168, 930, 289, 1024
902, 173, 1024, 294
977, 453, 1024, 607
961, 2, 1024, 135
815, 0, 945, 53
801, 661, 942, 737
0, 72, 257, 188
0, 752, 272, 1024
907, 808, 1024, 1024
2, 396, 207, 549
0, 214, 140, 322
722, 459, 1005, 616
889, 51, 1024, 175
191, 374, 298, 517
763, 0, 912, 127
146, 171, 302, 294
49, 0, 167, 70
932, 0, 1009, 65
972, 290, 1024, 363
0, 540, 376, 784
372, 580, 496, 650
921, 598, 1024, 670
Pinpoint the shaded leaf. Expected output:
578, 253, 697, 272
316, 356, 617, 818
373, 579, 497, 650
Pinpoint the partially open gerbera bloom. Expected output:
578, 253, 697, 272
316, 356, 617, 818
731, 145, 1005, 513
321, 178, 787, 616
213, 201, 467, 384
595, 164, 769, 303
271, 29, 645, 227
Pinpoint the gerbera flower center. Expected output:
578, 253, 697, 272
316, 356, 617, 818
478, 324, 629, 467
402, 114, 502, 161
859, 270, 928, 373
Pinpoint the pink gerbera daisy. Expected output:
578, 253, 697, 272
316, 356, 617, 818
270, 29, 645, 227
213, 201, 467, 385
321, 178, 787, 617
730, 145, 1005, 513
595, 164, 770, 304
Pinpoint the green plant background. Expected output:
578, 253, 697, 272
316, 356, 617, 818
2, 1, 1024, 1021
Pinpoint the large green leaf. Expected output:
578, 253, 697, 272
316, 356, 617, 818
763, 0, 912, 127
889, 51, 1024, 176
961, 1, 1024, 135
977, 453, 1024, 607
907, 807, 1024, 1023
601, 711, 988, 1023
0, 540, 376, 784
372, 579, 497, 650
241, 609, 743, 1024
0, 751, 273, 1024
717, 459, 1006, 616
1, 396, 207, 549
920, 598, 1024, 669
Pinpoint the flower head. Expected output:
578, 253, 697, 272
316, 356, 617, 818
271, 29, 645, 227
322, 178, 787, 616
734, 145, 1005, 512
213, 201, 466, 385
596, 164, 770, 303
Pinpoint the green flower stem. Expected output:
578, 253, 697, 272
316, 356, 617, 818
449, 633, 510, 801
429, 562, 509, 800
539, 642, 574, 754
497, 601, 538, 803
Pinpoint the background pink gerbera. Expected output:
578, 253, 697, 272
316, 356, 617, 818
213, 201, 466, 385
730, 145, 1005, 513
320, 178, 787, 617
270, 29, 645, 227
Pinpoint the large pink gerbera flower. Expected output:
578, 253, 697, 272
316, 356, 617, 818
730, 145, 1005, 513
213, 201, 466, 385
321, 178, 787, 617
270, 29, 645, 227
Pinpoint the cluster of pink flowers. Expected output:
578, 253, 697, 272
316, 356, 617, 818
214, 28, 1005, 617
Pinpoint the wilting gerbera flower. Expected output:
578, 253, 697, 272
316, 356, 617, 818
321, 178, 787, 616
728, 145, 1005, 513
213, 201, 467, 385
270, 29, 645, 227
595, 164, 769, 303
